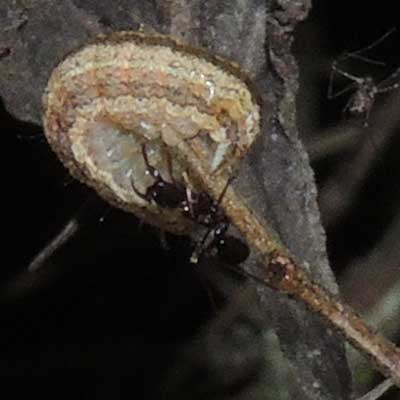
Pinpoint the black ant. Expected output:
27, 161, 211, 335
130, 143, 186, 209
328, 28, 400, 126
131, 143, 249, 265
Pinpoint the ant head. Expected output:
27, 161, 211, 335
148, 180, 186, 209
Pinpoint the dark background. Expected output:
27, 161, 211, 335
1, 1, 400, 399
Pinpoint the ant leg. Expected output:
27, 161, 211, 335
332, 63, 363, 83
328, 62, 361, 100
342, 92, 357, 115
378, 83, 400, 94
181, 172, 197, 218
190, 229, 213, 264
377, 63, 400, 90
328, 78, 358, 100
363, 97, 376, 127
127, 144, 156, 202
191, 221, 230, 264
185, 186, 196, 218
164, 145, 176, 183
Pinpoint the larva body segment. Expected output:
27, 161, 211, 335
43, 31, 261, 233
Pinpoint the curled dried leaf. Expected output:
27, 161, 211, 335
43, 31, 261, 233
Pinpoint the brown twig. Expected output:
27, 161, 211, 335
342, 214, 400, 387
28, 218, 79, 272
357, 378, 395, 400
180, 140, 400, 387
28, 195, 104, 272
0, 195, 106, 302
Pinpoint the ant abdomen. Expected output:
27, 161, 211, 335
216, 235, 250, 265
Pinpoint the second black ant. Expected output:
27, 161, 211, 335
131, 143, 249, 265
328, 28, 400, 126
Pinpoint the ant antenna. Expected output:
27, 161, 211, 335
343, 28, 396, 63
141, 143, 160, 179
216, 175, 235, 204
181, 171, 197, 218
130, 143, 161, 201
375, 67, 400, 92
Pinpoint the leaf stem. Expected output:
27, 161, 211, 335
181, 141, 400, 387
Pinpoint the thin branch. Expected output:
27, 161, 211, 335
343, 216, 400, 381
28, 195, 104, 272
357, 378, 395, 400
28, 219, 79, 272
0, 195, 106, 302
347, 280, 400, 392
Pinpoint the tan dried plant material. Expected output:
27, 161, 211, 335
41, 32, 400, 386
43, 31, 261, 233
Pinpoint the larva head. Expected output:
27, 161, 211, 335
42, 31, 261, 233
